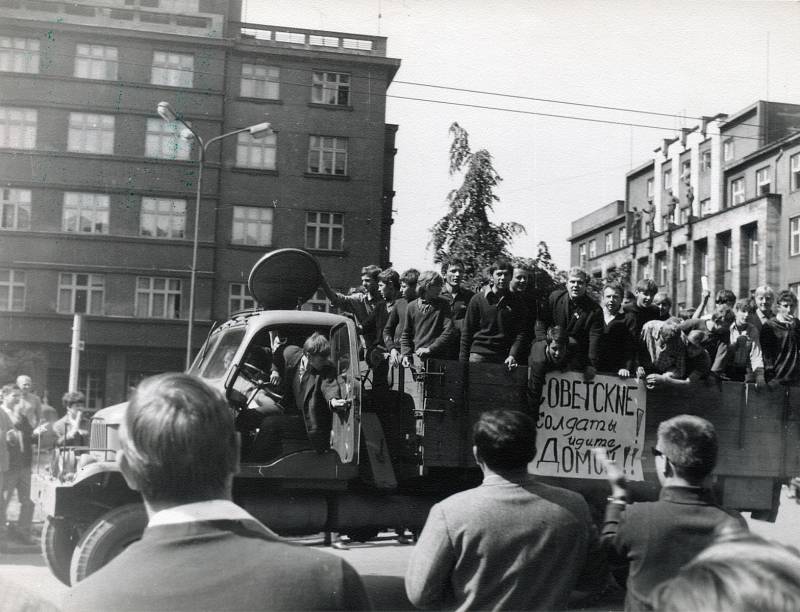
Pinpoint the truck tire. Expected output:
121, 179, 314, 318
69, 503, 147, 584
41, 517, 79, 586
343, 527, 380, 543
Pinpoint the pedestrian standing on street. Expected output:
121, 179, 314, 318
1, 383, 35, 544
63, 372, 370, 611
406, 409, 608, 611
15, 375, 42, 429
0, 387, 15, 542
598, 414, 747, 611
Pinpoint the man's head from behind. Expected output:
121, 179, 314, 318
656, 414, 718, 485
473, 410, 536, 474
119, 373, 238, 507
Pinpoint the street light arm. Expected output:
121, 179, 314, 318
204, 124, 272, 152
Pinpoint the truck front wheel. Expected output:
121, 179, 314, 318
69, 503, 147, 585
41, 517, 80, 586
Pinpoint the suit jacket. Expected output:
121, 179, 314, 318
406, 473, 608, 611
601, 486, 747, 611
283, 346, 342, 453
63, 519, 370, 611
535, 289, 603, 369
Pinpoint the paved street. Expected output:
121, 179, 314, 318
2, 487, 800, 610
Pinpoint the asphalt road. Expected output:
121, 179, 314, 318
2, 488, 800, 611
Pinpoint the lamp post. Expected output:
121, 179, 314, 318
157, 101, 273, 369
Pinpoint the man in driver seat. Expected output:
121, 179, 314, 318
250, 332, 348, 460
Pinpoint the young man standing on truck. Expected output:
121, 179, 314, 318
406, 409, 608, 611
761, 289, 800, 387
64, 373, 369, 611
460, 260, 530, 368
534, 267, 602, 380
598, 414, 747, 611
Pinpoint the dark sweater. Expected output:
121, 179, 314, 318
382, 297, 409, 351
761, 317, 800, 383
460, 289, 529, 361
535, 289, 603, 369
400, 297, 457, 357
598, 312, 636, 373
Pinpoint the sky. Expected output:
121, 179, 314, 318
244, 0, 800, 272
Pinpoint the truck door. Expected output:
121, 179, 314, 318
329, 322, 360, 463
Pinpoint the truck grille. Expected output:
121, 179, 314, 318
90, 418, 107, 450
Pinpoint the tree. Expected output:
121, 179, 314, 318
429, 123, 524, 284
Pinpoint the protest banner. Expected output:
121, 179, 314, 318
530, 371, 646, 480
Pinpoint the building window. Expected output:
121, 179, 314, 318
151, 51, 193, 88
63, 192, 109, 234
619, 226, 627, 248
232, 206, 273, 246
67, 112, 114, 154
235, 131, 276, 170
144, 118, 192, 160
790, 282, 800, 299
311, 71, 350, 105
730, 177, 745, 206
305, 211, 343, 251
679, 207, 689, 225
723, 243, 733, 271
701, 150, 712, 171
658, 256, 667, 286
756, 166, 771, 195
308, 135, 348, 176
74, 43, 118, 80
678, 251, 687, 281
140, 197, 186, 238
646, 178, 654, 201
229, 282, 255, 315
135, 277, 182, 319
0, 37, 39, 73
588, 240, 596, 259
1, 188, 31, 230
302, 289, 333, 313
240, 63, 279, 99
58, 272, 104, 314
723, 138, 734, 162
579, 243, 587, 267
791, 216, 800, 256
700, 198, 711, 216
749, 235, 759, 265
604, 232, 613, 253
0, 269, 25, 311
159, 0, 200, 11
663, 169, 672, 192
680, 160, 691, 181
0, 107, 37, 149
791, 153, 800, 192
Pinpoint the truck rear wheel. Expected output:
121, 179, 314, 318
69, 503, 147, 585
41, 517, 80, 586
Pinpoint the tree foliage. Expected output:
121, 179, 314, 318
430, 123, 524, 282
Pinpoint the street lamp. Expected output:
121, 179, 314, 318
157, 101, 273, 369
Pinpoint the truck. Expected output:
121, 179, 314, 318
39, 248, 800, 586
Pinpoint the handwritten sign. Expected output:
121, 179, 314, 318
530, 371, 646, 480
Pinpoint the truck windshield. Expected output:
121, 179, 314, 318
190, 328, 246, 380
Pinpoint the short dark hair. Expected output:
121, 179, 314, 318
360, 265, 381, 280
400, 268, 420, 286
657, 414, 718, 483
417, 270, 444, 297
603, 283, 623, 298
378, 268, 400, 290
635, 278, 658, 295
121, 373, 238, 504
443, 259, 465, 274
473, 410, 536, 471
546, 325, 568, 344
488, 259, 514, 276
777, 289, 798, 309
654, 292, 672, 308
62, 390, 85, 408
303, 332, 331, 357
715, 289, 736, 306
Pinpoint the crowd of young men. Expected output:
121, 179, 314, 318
322, 261, 800, 411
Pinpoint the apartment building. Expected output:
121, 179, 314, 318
570, 100, 800, 311
0, 0, 401, 407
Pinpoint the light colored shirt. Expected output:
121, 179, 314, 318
149, 499, 279, 538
